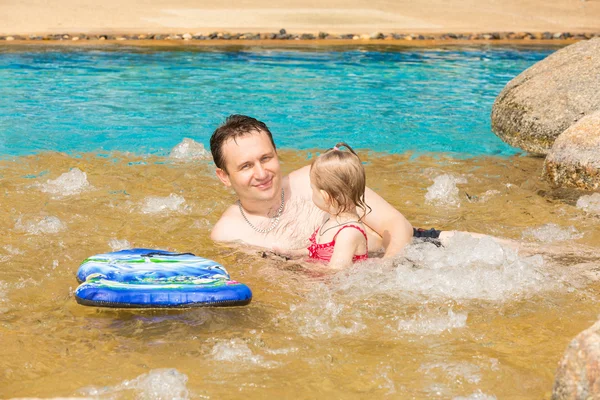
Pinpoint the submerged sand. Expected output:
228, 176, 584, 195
1, 0, 600, 36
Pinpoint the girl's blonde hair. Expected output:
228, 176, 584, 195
310, 142, 370, 218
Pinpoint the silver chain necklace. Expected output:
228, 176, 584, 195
238, 188, 285, 234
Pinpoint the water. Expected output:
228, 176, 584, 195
0, 45, 554, 157
1, 45, 600, 399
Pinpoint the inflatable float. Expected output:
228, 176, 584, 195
74, 248, 252, 308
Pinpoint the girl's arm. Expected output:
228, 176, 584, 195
328, 228, 364, 270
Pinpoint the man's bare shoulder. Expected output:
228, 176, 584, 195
287, 165, 311, 198
210, 205, 243, 242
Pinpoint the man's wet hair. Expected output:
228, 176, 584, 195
210, 115, 277, 172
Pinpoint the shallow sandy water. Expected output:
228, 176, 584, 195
1, 149, 599, 399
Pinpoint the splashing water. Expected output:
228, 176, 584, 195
0, 281, 8, 301
0, 245, 22, 263
108, 238, 132, 251
15, 215, 66, 235
78, 369, 189, 400
209, 339, 278, 368
453, 390, 497, 400
141, 194, 188, 214
425, 174, 467, 206
395, 234, 547, 301
278, 233, 555, 342
397, 308, 468, 335
577, 193, 600, 214
467, 189, 502, 203
418, 360, 497, 398
522, 223, 583, 242
39, 168, 92, 196
0, 281, 8, 315
286, 283, 367, 339
169, 138, 211, 162
330, 233, 547, 303
419, 361, 482, 385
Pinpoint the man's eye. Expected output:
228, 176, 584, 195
261, 156, 272, 162
241, 164, 251, 170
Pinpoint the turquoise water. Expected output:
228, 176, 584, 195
0, 45, 555, 157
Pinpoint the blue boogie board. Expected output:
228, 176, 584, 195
74, 249, 252, 308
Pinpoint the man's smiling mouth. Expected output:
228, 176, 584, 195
255, 178, 273, 189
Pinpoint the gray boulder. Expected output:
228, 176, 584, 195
553, 320, 600, 399
543, 110, 600, 190
491, 38, 600, 154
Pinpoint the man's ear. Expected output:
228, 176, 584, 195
215, 168, 231, 187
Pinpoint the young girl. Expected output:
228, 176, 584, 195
275, 142, 370, 269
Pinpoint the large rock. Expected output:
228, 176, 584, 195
543, 110, 600, 190
553, 320, 600, 399
491, 38, 600, 154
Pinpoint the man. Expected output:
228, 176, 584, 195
210, 115, 415, 258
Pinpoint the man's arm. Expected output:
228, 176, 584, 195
362, 187, 413, 258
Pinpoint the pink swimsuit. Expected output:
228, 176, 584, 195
307, 224, 368, 263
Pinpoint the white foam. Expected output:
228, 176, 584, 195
472, 189, 501, 203
419, 361, 482, 384
11, 278, 39, 291
276, 234, 552, 342
397, 308, 468, 335
169, 138, 211, 161
489, 358, 500, 371
40, 168, 91, 196
401, 234, 546, 301
141, 194, 188, 214
335, 233, 548, 303
0, 281, 9, 314
191, 219, 212, 229
15, 216, 66, 235
522, 223, 583, 242
108, 238, 131, 251
453, 390, 497, 400
425, 174, 466, 206
1, 246, 23, 265
9, 398, 92, 400
78, 368, 189, 400
376, 366, 397, 394
0, 281, 8, 301
264, 347, 299, 355
0, 244, 19, 262
286, 283, 366, 339
576, 193, 600, 214
210, 339, 277, 368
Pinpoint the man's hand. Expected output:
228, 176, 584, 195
270, 245, 309, 259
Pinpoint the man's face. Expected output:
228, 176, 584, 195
215, 131, 281, 204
